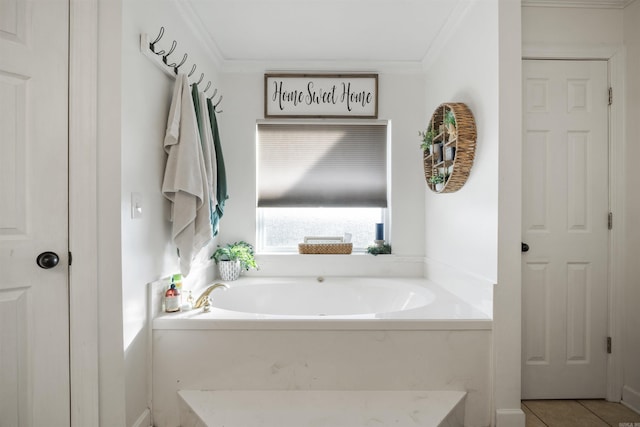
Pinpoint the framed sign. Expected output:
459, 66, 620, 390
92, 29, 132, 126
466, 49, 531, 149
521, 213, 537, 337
264, 73, 378, 118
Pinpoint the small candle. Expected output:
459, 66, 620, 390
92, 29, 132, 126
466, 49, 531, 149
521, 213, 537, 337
375, 223, 384, 241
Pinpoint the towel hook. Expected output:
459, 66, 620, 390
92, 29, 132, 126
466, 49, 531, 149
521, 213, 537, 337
172, 53, 188, 74
161, 40, 177, 65
187, 63, 197, 77
149, 27, 165, 55
214, 95, 223, 113
207, 88, 218, 100
195, 73, 204, 86
203, 81, 211, 93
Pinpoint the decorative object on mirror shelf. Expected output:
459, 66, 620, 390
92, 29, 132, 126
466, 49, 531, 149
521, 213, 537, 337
367, 243, 392, 256
432, 142, 443, 163
298, 236, 353, 254
211, 241, 258, 281
421, 102, 477, 193
428, 173, 448, 192
444, 109, 457, 140
418, 126, 437, 154
445, 146, 455, 161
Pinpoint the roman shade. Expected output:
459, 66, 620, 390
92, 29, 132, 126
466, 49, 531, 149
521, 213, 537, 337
257, 122, 388, 207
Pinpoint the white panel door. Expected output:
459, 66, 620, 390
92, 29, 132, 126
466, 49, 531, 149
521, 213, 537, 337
0, 0, 70, 425
522, 60, 609, 399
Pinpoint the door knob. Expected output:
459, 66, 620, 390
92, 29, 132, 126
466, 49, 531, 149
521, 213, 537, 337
36, 251, 59, 269
521, 242, 530, 253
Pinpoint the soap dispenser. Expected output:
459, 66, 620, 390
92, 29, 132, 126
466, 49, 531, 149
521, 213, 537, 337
164, 283, 181, 313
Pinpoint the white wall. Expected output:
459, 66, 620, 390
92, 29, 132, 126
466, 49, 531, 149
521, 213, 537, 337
218, 72, 426, 262
423, 0, 499, 283
623, 0, 640, 411
120, 1, 221, 425
423, 1, 525, 425
522, 6, 623, 45
495, 0, 523, 424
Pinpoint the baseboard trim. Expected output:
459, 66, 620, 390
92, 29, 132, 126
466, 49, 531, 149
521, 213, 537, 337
622, 385, 640, 414
131, 408, 151, 427
496, 408, 526, 427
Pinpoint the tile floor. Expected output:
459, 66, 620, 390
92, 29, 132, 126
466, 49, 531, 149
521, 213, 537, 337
522, 400, 640, 427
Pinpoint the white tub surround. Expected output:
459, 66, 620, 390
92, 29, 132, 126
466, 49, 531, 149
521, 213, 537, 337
150, 277, 492, 427
423, 258, 494, 318
178, 390, 466, 427
153, 277, 491, 329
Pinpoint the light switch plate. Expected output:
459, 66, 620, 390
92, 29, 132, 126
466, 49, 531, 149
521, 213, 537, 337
131, 192, 143, 219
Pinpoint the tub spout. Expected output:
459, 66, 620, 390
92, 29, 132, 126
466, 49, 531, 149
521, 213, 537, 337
194, 283, 228, 309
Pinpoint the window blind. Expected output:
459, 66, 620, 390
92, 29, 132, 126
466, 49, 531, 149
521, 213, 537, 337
257, 123, 388, 207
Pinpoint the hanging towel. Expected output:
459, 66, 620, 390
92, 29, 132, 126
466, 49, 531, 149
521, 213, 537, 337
162, 74, 212, 277
207, 98, 228, 236
194, 88, 218, 238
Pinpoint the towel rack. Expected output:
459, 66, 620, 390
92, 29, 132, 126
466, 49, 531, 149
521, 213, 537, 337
140, 27, 223, 113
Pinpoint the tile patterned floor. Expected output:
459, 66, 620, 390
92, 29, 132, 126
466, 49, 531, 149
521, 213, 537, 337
522, 400, 640, 427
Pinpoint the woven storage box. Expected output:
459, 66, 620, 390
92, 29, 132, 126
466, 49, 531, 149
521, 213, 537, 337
298, 243, 353, 254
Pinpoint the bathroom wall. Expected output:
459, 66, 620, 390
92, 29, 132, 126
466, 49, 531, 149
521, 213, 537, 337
423, 0, 499, 283
522, 6, 623, 45
623, 0, 640, 411
217, 72, 427, 263
422, 1, 524, 424
120, 1, 221, 425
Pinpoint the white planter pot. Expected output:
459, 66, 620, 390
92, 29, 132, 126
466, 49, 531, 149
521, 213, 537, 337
218, 260, 241, 281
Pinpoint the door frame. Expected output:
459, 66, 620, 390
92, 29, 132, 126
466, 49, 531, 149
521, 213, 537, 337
522, 44, 626, 402
69, 0, 100, 425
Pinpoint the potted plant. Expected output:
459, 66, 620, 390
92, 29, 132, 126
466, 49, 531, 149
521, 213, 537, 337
428, 173, 448, 192
419, 126, 437, 154
366, 243, 392, 256
211, 241, 258, 281
444, 109, 457, 140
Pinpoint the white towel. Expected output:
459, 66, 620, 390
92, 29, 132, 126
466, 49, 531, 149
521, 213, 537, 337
162, 74, 212, 276
198, 91, 218, 231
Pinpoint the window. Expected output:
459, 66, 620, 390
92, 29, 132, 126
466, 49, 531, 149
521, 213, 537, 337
257, 121, 389, 252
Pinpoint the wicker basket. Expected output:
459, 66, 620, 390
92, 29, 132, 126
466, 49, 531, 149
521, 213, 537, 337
298, 243, 353, 254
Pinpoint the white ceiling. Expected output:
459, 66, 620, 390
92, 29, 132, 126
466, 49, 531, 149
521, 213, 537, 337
183, 0, 631, 69
186, 0, 463, 66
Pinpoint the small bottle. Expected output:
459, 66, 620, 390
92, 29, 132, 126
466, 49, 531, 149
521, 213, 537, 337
182, 290, 194, 311
165, 283, 181, 313
172, 274, 183, 307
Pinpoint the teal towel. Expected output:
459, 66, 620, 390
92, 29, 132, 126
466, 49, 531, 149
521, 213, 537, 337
207, 98, 228, 236
191, 85, 217, 237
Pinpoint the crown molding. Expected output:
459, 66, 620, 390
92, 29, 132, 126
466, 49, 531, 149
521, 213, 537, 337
174, 0, 224, 69
421, 0, 473, 72
522, 0, 632, 9
219, 59, 426, 74
177, 0, 428, 74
